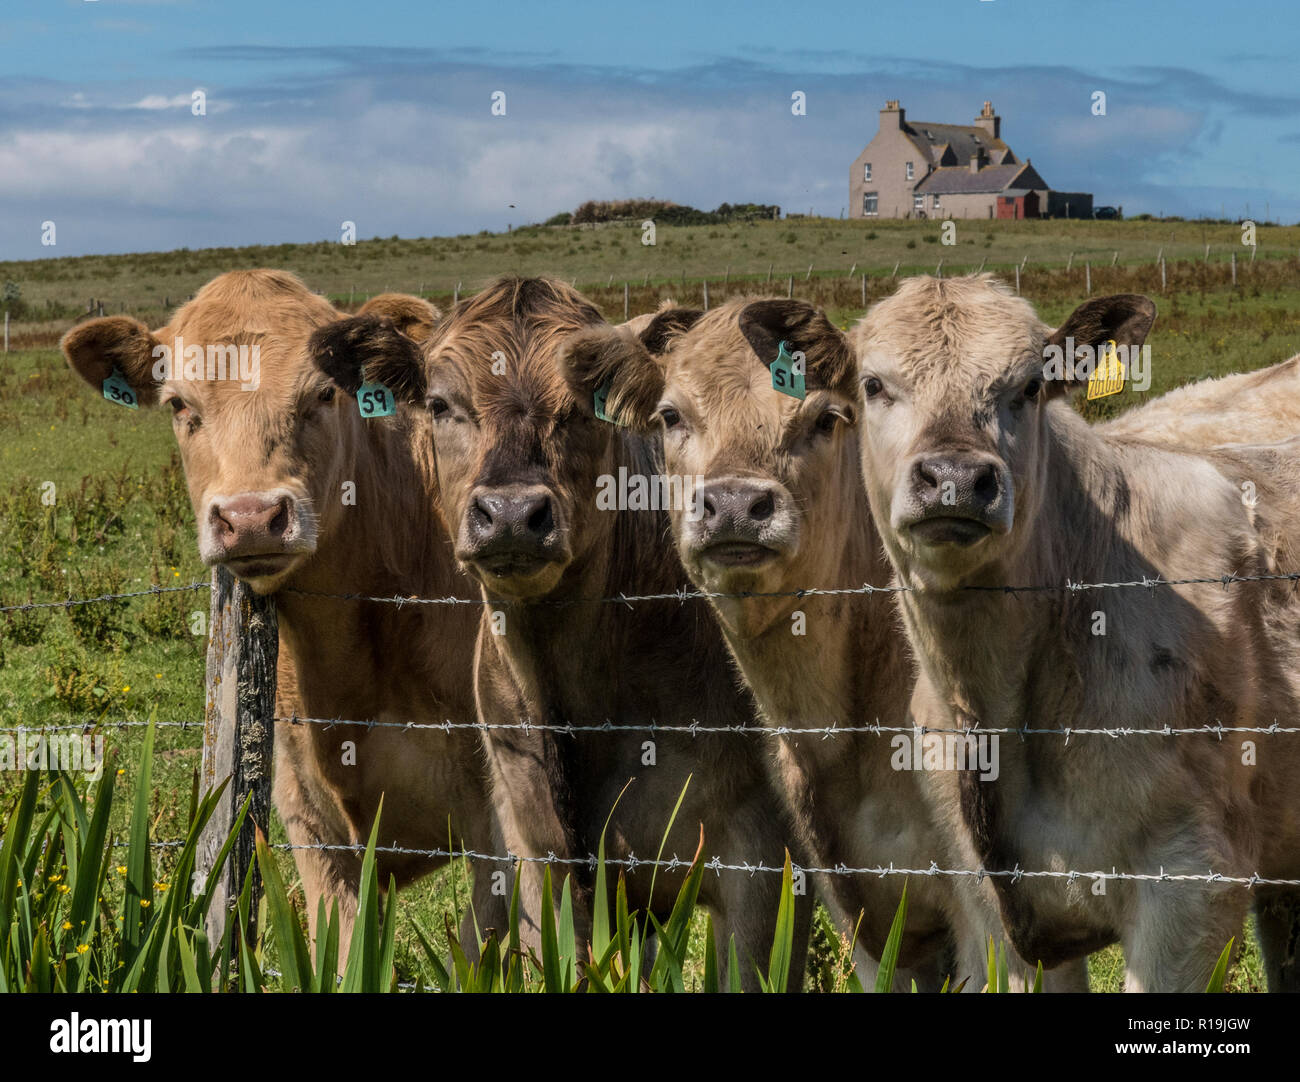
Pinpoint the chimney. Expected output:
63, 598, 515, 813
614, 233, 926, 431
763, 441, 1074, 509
881, 99, 905, 129
969, 153, 980, 174
974, 100, 1000, 141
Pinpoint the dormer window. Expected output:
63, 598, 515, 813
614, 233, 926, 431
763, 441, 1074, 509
906, 161, 914, 181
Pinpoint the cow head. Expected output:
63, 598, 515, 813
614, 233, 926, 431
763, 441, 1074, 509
309, 276, 614, 603
562, 299, 858, 630
852, 274, 1155, 590
62, 269, 438, 593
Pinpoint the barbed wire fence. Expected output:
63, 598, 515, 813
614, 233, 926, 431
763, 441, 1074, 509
7, 561, 1300, 946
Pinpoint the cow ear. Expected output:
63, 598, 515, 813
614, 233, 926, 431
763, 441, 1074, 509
308, 314, 426, 403
1044, 294, 1156, 393
738, 299, 855, 393
638, 306, 704, 354
561, 325, 667, 432
356, 293, 441, 344
61, 316, 164, 407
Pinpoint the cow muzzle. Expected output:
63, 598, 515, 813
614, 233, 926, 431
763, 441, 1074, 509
458, 483, 570, 596
686, 476, 796, 571
894, 452, 1012, 548
202, 489, 315, 585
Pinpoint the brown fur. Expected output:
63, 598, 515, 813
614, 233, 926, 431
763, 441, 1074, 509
311, 276, 813, 989
63, 270, 505, 959
853, 274, 1300, 990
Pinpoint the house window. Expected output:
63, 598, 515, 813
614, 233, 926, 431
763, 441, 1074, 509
913, 194, 924, 211
933, 194, 942, 210
906, 161, 914, 181
863, 162, 872, 182
862, 192, 878, 216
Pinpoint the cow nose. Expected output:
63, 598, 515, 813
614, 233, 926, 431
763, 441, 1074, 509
912, 455, 1002, 513
700, 479, 779, 536
467, 485, 555, 548
209, 494, 292, 556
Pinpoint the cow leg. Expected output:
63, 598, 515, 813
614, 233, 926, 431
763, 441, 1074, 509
1254, 889, 1300, 992
1122, 882, 1248, 992
1040, 958, 1091, 992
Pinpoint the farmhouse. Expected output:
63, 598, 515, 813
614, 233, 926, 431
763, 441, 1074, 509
849, 100, 1092, 220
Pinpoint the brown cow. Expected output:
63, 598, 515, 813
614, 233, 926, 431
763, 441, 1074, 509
62, 270, 504, 957
309, 276, 813, 989
852, 274, 1300, 991
560, 298, 1094, 991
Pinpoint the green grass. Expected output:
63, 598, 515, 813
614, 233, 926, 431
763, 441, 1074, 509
3, 221, 1297, 990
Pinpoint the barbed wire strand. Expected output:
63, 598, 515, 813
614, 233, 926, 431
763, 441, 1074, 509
5, 569, 1300, 615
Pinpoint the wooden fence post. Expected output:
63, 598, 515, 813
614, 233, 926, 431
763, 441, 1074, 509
787, 275, 793, 298
3, 311, 7, 353
1231, 252, 1237, 285
1160, 258, 1167, 291
197, 565, 278, 949
861, 272, 867, 307
623, 282, 630, 321
1015, 264, 1021, 295
1085, 262, 1091, 295
702, 280, 709, 311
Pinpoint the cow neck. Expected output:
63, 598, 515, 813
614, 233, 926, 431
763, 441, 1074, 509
898, 404, 1116, 734
274, 408, 478, 714
485, 428, 736, 725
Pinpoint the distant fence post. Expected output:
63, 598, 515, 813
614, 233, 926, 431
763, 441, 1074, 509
1014, 264, 1021, 295
702, 279, 709, 311
1231, 252, 1237, 285
3, 311, 7, 353
623, 281, 629, 321
197, 564, 278, 950
1085, 261, 1091, 295
787, 275, 793, 298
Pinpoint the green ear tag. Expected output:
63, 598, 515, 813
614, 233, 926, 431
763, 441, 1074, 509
770, 340, 806, 400
593, 377, 622, 425
102, 367, 139, 409
356, 380, 396, 418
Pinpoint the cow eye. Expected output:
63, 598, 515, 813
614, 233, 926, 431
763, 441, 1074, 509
1022, 377, 1042, 400
658, 406, 682, 429
815, 409, 840, 435
317, 386, 336, 404
167, 397, 196, 424
863, 377, 884, 399
427, 395, 450, 418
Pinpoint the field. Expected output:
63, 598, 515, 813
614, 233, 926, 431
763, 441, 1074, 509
2, 216, 1298, 990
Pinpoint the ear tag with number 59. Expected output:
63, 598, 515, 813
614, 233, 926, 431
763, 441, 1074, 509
102, 367, 139, 409
770, 340, 806, 400
357, 380, 397, 418
593, 376, 623, 425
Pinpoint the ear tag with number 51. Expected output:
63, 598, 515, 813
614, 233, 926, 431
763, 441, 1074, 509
102, 367, 139, 409
357, 380, 397, 418
593, 376, 623, 425
770, 340, 806, 400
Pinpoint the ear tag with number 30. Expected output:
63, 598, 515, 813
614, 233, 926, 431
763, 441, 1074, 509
593, 376, 623, 425
357, 380, 397, 418
102, 367, 139, 409
770, 340, 806, 400
1086, 339, 1126, 400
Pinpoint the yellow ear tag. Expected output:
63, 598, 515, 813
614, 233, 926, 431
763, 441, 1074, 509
1086, 339, 1125, 400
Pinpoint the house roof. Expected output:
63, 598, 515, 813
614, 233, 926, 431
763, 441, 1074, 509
903, 121, 1007, 166
914, 161, 1048, 195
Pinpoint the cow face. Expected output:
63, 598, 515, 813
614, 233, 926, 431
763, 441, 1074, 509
852, 275, 1155, 590
63, 270, 437, 594
563, 300, 857, 610
311, 277, 610, 602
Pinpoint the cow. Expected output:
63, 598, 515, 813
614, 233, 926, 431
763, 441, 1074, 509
308, 276, 813, 989
61, 270, 505, 958
559, 297, 1094, 991
851, 273, 1300, 991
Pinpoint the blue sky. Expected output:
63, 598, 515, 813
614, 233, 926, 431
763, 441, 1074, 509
3, 0, 1299, 258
